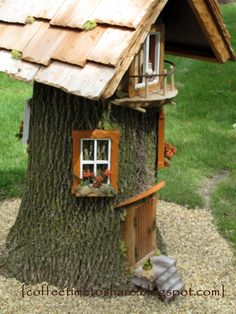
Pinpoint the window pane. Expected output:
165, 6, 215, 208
97, 164, 109, 184
82, 140, 94, 160
97, 140, 109, 160
149, 34, 156, 74
82, 164, 94, 180
149, 33, 160, 82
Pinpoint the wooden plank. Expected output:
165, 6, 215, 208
121, 205, 136, 269
187, 0, 230, 63
206, 0, 235, 61
89, 0, 157, 29
157, 109, 165, 169
0, 49, 39, 82
50, 0, 101, 29
128, 51, 140, 98
87, 27, 135, 67
64, 62, 116, 99
0, 0, 65, 23
135, 197, 157, 262
0, 0, 35, 23
51, 0, 156, 29
22, 23, 67, 66
32, 0, 65, 20
0, 21, 43, 52
35, 61, 116, 99
35, 61, 70, 91
115, 181, 165, 209
75, 193, 114, 198
151, 197, 158, 251
112, 88, 178, 105
53, 26, 105, 67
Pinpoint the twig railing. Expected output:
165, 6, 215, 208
129, 60, 176, 98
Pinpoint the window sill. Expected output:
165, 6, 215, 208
75, 183, 117, 197
135, 79, 160, 89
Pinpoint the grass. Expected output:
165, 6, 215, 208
158, 3, 236, 250
0, 74, 32, 200
0, 4, 235, 248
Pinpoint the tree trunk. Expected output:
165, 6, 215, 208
4, 83, 159, 289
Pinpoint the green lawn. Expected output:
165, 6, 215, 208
0, 74, 32, 199
158, 3, 236, 250
0, 4, 236, 249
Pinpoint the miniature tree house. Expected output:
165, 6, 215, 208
0, 0, 234, 289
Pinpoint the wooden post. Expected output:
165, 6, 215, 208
157, 109, 165, 169
163, 69, 167, 96
145, 76, 148, 98
170, 65, 175, 91
121, 206, 137, 270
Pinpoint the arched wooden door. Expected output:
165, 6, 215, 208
117, 182, 165, 269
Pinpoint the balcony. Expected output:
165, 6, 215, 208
113, 61, 178, 112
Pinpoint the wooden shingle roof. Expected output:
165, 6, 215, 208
0, 0, 234, 100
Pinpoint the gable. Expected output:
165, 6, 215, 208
0, 0, 234, 100
161, 0, 216, 60
160, 0, 235, 63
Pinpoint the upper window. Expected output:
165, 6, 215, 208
72, 130, 120, 197
128, 24, 164, 98
136, 32, 161, 89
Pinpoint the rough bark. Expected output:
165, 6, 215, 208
4, 83, 159, 289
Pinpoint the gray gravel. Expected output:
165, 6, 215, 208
0, 199, 236, 314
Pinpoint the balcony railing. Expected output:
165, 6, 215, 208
128, 60, 176, 99
112, 60, 177, 112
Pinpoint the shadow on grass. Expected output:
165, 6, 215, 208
0, 170, 26, 201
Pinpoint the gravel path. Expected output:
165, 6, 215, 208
0, 199, 235, 314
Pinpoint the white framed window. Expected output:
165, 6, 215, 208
72, 130, 121, 194
80, 139, 111, 183
135, 32, 161, 89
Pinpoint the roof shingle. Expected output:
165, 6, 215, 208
0, 0, 234, 99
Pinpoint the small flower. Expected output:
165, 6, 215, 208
164, 142, 177, 158
105, 169, 112, 177
83, 170, 93, 179
165, 150, 174, 159
172, 147, 177, 154
95, 175, 104, 183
